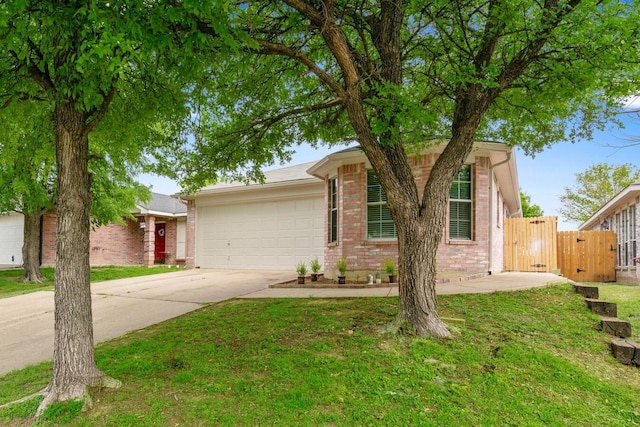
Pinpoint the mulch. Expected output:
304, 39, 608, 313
270, 271, 489, 289
270, 274, 397, 289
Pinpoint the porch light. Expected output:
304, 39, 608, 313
601, 219, 609, 230
140, 221, 146, 229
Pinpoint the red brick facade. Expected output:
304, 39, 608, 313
323, 154, 504, 279
41, 212, 185, 267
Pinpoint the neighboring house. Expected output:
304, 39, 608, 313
1, 192, 187, 267
579, 181, 639, 284
0, 212, 24, 266
185, 142, 521, 277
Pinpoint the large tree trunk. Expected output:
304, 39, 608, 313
37, 103, 120, 415
394, 199, 451, 338
289, 0, 488, 338
22, 210, 45, 283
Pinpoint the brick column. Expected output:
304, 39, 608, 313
185, 200, 196, 268
143, 215, 156, 267
164, 219, 177, 266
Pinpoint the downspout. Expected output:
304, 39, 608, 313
488, 150, 512, 275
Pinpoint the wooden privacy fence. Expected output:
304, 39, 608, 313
505, 216, 617, 282
505, 216, 558, 273
557, 230, 616, 282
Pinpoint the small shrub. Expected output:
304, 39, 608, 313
310, 258, 322, 274
296, 261, 307, 276
337, 257, 347, 276
383, 259, 396, 275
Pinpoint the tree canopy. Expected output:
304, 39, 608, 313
0, 101, 56, 216
179, 0, 640, 188
520, 191, 544, 218
0, 0, 232, 413
559, 163, 640, 224
180, 0, 640, 339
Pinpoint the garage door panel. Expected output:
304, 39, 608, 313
294, 236, 314, 249
294, 218, 314, 230
197, 196, 324, 270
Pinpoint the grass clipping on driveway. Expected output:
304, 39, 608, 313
2, 283, 640, 426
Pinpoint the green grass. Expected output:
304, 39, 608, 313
2, 283, 639, 426
596, 282, 640, 341
0, 266, 183, 298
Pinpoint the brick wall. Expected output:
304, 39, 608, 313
142, 215, 156, 266
41, 212, 56, 265
324, 154, 495, 278
89, 217, 145, 265
163, 219, 178, 266
436, 156, 490, 272
41, 212, 184, 267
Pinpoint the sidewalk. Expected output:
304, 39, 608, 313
238, 272, 568, 299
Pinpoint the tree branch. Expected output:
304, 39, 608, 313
496, 0, 582, 91
250, 97, 343, 129
474, 0, 505, 72
27, 64, 53, 92
213, 98, 344, 144
256, 39, 346, 96
1, 92, 48, 109
85, 86, 116, 134
282, 0, 326, 27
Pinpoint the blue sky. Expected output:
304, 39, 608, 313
141, 105, 640, 232
516, 111, 640, 230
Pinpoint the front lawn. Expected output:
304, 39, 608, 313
597, 282, 640, 341
1, 283, 639, 426
0, 266, 183, 299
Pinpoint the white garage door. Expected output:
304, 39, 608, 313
196, 197, 324, 270
0, 213, 24, 265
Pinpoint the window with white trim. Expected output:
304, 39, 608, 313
618, 206, 637, 267
366, 170, 397, 239
616, 212, 622, 266
631, 205, 637, 265
329, 177, 338, 243
449, 165, 473, 240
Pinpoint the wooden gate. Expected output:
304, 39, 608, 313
557, 231, 616, 282
505, 216, 558, 272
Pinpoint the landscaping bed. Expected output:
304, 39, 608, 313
270, 271, 488, 288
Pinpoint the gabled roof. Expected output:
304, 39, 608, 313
135, 192, 187, 217
579, 180, 640, 230
307, 141, 521, 215
185, 161, 321, 198
182, 142, 521, 215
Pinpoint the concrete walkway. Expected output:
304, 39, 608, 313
0, 270, 566, 376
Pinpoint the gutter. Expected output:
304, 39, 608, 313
488, 150, 512, 275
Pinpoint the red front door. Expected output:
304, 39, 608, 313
154, 223, 166, 263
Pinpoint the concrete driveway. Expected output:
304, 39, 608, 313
0, 269, 292, 376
